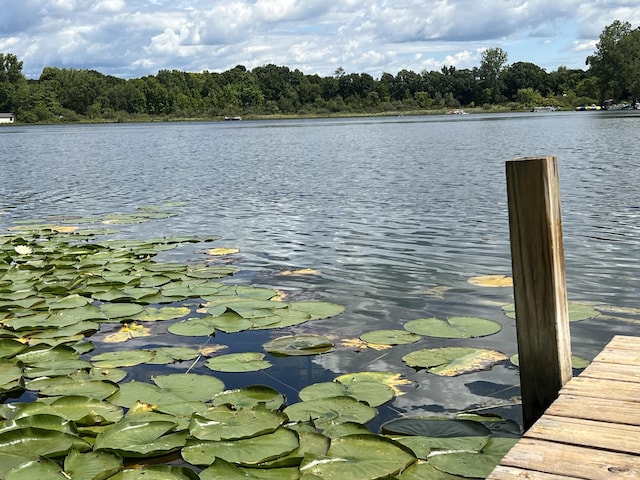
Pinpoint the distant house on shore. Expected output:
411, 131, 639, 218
0, 113, 15, 123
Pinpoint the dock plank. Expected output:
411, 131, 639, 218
545, 395, 640, 425
525, 415, 640, 454
487, 335, 640, 479
497, 438, 640, 479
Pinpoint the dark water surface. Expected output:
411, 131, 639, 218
1, 112, 639, 426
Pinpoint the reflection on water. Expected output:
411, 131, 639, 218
1, 112, 639, 426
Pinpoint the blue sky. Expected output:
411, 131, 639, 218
1, 0, 638, 80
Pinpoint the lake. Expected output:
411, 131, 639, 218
1, 111, 639, 428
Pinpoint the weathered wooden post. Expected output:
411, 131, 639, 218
506, 156, 572, 430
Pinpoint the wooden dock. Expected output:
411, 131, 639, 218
488, 335, 640, 479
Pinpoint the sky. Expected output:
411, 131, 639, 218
2, 0, 639, 80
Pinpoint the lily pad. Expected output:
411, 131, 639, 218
94, 420, 187, 457
510, 353, 590, 370
137, 306, 191, 321
402, 347, 508, 376
468, 275, 513, 287
167, 317, 218, 337
404, 316, 502, 338
382, 417, 491, 453
63, 450, 123, 480
104, 323, 151, 343
182, 427, 299, 466
151, 374, 225, 403
91, 350, 156, 368
108, 465, 199, 480
0, 428, 91, 477
502, 301, 600, 322
263, 334, 334, 356
360, 329, 421, 346
284, 396, 376, 426
299, 434, 416, 479
334, 372, 413, 396
428, 436, 518, 478
300, 380, 395, 407
204, 352, 272, 372
14, 396, 124, 425
189, 405, 287, 441
210, 385, 286, 410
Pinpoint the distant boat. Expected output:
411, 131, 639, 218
575, 104, 601, 111
531, 106, 558, 112
446, 109, 468, 115
224, 116, 242, 121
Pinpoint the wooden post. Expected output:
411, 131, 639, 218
506, 156, 572, 430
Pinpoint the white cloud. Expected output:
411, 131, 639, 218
1, 0, 628, 79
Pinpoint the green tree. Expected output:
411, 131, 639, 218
0, 53, 26, 112
587, 20, 640, 101
502, 62, 549, 100
478, 47, 508, 103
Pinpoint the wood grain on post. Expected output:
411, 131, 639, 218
506, 156, 572, 430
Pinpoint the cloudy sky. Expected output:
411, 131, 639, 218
2, 0, 639, 80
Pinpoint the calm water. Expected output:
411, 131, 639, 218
1, 112, 639, 426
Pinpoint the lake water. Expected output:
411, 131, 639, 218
1, 111, 639, 427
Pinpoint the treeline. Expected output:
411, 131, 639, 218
1, 20, 638, 123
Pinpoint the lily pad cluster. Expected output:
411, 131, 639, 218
0, 214, 522, 479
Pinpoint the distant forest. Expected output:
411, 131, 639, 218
1, 20, 638, 123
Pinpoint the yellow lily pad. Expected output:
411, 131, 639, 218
340, 338, 392, 351
207, 247, 240, 256
334, 372, 412, 396
280, 268, 320, 276
403, 347, 508, 376
104, 323, 151, 343
468, 275, 513, 287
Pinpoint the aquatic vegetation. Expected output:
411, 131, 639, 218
0, 209, 526, 478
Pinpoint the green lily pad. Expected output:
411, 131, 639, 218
510, 353, 590, 370
0, 428, 91, 477
5, 458, 67, 480
151, 374, 225, 403
403, 316, 502, 338
144, 347, 200, 365
299, 380, 395, 407
108, 465, 199, 480
0, 360, 23, 394
137, 306, 191, 321
288, 301, 345, 320
428, 436, 518, 478
502, 301, 600, 322
63, 450, 123, 480
99, 303, 145, 320
204, 352, 272, 372
300, 434, 416, 479
210, 385, 286, 410
107, 381, 187, 409
284, 396, 377, 426
402, 347, 508, 376
189, 405, 287, 441
38, 379, 119, 400
91, 350, 156, 368
167, 317, 218, 336
397, 461, 461, 479
14, 396, 124, 425
382, 417, 491, 454
360, 329, 421, 345
94, 420, 187, 457
182, 427, 299, 466
263, 334, 334, 356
